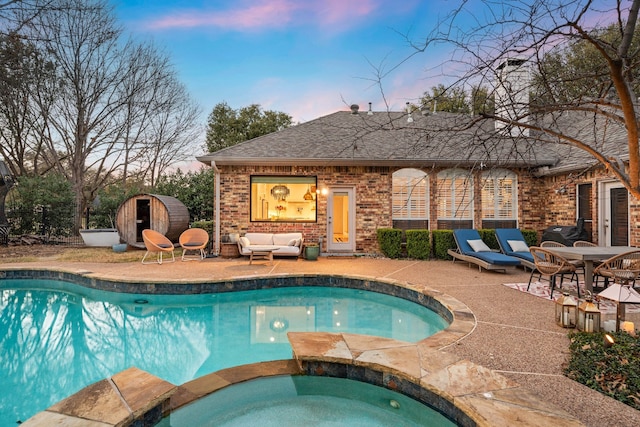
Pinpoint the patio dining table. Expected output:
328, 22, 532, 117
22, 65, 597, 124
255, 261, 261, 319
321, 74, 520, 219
544, 245, 637, 292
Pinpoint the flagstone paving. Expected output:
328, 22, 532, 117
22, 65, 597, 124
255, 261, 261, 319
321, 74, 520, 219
3, 254, 640, 426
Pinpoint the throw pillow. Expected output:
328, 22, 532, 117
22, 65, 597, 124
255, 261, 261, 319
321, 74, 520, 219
287, 239, 298, 246
467, 239, 491, 252
239, 236, 250, 247
508, 240, 529, 252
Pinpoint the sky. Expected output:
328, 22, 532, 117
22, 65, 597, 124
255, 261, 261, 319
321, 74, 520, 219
113, 0, 452, 128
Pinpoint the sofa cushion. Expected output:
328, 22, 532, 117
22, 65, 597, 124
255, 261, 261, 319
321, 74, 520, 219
245, 233, 274, 245
272, 233, 303, 246
274, 245, 301, 255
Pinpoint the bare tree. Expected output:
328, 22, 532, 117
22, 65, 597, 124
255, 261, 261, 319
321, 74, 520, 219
0, 32, 55, 177
136, 77, 202, 187
18, 0, 201, 227
403, 0, 640, 197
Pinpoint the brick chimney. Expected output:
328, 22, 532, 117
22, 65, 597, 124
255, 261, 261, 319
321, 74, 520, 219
494, 58, 529, 137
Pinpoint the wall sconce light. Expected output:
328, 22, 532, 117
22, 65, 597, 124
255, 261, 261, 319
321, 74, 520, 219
555, 292, 577, 328
320, 188, 328, 196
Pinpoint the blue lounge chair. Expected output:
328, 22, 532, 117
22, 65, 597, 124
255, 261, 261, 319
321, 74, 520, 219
495, 228, 536, 271
448, 229, 521, 272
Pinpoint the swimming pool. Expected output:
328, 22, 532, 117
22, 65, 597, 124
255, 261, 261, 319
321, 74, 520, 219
157, 375, 456, 426
0, 278, 448, 425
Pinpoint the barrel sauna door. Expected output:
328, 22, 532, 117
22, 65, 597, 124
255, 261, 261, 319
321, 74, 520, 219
136, 199, 151, 242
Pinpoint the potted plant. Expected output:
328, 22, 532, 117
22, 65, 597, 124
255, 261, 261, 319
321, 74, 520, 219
304, 242, 320, 260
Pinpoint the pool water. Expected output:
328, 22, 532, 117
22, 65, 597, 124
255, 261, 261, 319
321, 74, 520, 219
0, 279, 447, 425
158, 375, 456, 427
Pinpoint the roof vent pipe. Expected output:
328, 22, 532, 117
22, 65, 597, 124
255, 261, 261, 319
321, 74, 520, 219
406, 102, 413, 123
367, 102, 373, 115
350, 104, 359, 114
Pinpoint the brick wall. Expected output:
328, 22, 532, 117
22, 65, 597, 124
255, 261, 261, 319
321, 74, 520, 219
215, 164, 640, 254
217, 165, 392, 254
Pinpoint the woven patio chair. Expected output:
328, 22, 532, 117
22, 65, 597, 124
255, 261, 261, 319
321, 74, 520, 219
573, 241, 597, 247
541, 240, 585, 274
528, 246, 580, 299
540, 240, 565, 248
593, 249, 640, 287
141, 229, 176, 264
573, 241, 609, 288
179, 228, 209, 261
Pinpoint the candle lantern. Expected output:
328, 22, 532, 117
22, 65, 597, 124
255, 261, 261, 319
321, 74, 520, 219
598, 284, 640, 332
577, 291, 601, 333
555, 292, 577, 328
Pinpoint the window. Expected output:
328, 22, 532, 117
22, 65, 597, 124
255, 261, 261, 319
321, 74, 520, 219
250, 176, 317, 222
392, 169, 428, 220
392, 168, 429, 232
437, 169, 473, 229
481, 169, 517, 229
577, 183, 593, 239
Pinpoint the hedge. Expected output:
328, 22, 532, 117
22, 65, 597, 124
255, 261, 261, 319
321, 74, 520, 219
406, 229, 431, 259
432, 230, 456, 260
377, 228, 403, 258
377, 228, 539, 260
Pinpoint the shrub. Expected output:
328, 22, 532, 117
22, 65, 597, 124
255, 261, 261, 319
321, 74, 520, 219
7, 174, 74, 237
521, 229, 538, 247
191, 220, 214, 236
432, 230, 456, 260
406, 229, 430, 259
377, 228, 402, 258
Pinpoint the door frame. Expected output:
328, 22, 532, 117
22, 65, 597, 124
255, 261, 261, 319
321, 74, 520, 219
325, 187, 356, 253
599, 181, 629, 246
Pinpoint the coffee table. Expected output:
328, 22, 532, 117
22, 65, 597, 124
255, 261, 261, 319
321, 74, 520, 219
248, 245, 279, 265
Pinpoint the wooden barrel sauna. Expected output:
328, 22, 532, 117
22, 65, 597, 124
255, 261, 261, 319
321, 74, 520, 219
116, 194, 189, 248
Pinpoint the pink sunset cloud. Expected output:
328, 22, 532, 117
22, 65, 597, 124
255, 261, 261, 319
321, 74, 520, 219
144, 0, 381, 32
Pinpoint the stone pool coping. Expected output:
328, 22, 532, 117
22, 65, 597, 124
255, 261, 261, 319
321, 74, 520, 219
4, 267, 583, 426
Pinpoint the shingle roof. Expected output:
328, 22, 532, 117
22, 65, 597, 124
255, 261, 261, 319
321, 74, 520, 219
197, 110, 560, 169
197, 109, 629, 173
530, 110, 630, 175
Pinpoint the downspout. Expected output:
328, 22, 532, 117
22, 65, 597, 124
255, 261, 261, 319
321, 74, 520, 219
212, 161, 221, 256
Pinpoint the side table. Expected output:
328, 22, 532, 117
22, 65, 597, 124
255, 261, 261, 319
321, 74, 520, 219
220, 242, 240, 258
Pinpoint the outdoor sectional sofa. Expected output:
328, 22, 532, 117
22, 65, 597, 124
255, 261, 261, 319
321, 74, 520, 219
237, 232, 304, 257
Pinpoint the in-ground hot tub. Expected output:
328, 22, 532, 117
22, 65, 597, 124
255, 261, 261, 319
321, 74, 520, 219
157, 375, 457, 427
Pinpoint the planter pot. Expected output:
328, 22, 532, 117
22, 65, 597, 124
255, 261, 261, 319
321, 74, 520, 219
112, 243, 128, 253
304, 245, 319, 261
79, 229, 120, 247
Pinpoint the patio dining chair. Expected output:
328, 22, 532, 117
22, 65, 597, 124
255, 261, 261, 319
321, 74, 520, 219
573, 241, 608, 288
179, 228, 209, 261
141, 229, 176, 265
573, 241, 596, 247
541, 240, 585, 275
540, 240, 566, 248
528, 246, 580, 299
593, 249, 640, 287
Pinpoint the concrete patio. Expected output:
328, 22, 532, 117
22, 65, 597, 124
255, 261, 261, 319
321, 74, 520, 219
2, 254, 639, 426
